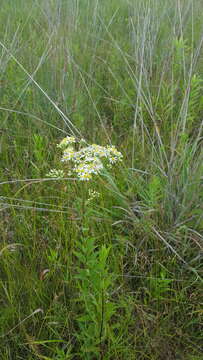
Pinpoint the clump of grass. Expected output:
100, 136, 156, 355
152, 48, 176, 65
0, 0, 203, 359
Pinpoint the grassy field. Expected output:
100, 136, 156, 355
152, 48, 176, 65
0, 0, 203, 359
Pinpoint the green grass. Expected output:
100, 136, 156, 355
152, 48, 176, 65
0, 0, 203, 359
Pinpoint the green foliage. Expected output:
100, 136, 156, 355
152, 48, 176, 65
33, 134, 46, 164
0, 0, 202, 359
187, 74, 203, 129
74, 237, 116, 359
147, 175, 163, 209
148, 269, 173, 301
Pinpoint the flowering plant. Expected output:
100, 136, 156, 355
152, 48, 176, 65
47, 136, 123, 181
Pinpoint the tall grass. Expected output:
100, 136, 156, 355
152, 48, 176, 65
0, 0, 202, 359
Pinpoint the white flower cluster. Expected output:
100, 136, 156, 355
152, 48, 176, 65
86, 189, 101, 204
57, 136, 76, 149
46, 169, 65, 178
48, 136, 123, 181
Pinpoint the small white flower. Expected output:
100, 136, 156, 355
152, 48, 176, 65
86, 189, 101, 203
78, 172, 92, 181
61, 147, 75, 161
46, 169, 64, 178
57, 136, 76, 149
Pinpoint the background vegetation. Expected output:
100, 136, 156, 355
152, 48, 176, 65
0, 0, 202, 359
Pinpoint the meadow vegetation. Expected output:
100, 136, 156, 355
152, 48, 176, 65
0, 0, 202, 359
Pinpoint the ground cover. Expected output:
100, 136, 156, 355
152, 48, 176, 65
0, 0, 202, 359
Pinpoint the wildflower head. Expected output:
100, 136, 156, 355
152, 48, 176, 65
46, 169, 65, 178
61, 147, 75, 162
47, 136, 123, 182
86, 189, 101, 204
57, 136, 76, 149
